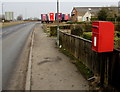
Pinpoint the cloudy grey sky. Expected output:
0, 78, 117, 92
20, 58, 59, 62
0, 0, 119, 19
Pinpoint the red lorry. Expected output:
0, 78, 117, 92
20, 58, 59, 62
48, 13, 55, 23
41, 14, 48, 23
62, 14, 70, 22
55, 13, 62, 22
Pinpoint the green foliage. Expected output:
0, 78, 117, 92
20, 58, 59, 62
106, 18, 115, 21
59, 25, 70, 29
60, 48, 93, 79
67, 22, 86, 24
84, 24, 92, 32
76, 61, 94, 79
91, 17, 99, 21
116, 32, 120, 37
50, 26, 57, 36
71, 25, 83, 36
114, 37, 120, 49
115, 24, 120, 32
49, 25, 71, 36
114, 31, 120, 49
97, 7, 118, 21
117, 16, 120, 21
97, 8, 108, 21
82, 32, 92, 40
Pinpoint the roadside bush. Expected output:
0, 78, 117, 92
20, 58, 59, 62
71, 25, 83, 36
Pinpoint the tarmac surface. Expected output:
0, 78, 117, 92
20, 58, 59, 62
2, 22, 37, 90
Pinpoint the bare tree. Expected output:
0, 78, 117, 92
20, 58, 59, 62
0, 15, 5, 22
17, 15, 23, 20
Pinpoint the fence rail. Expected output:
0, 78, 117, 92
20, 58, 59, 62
59, 31, 120, 90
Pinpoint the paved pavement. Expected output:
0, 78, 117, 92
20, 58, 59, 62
30, 24, 89, 90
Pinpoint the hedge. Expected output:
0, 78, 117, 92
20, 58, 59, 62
82, 32, 92, 40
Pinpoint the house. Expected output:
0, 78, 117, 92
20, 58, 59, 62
71, 7, 118, 22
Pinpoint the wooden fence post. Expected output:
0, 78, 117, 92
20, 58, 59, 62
100, 53, 106, 88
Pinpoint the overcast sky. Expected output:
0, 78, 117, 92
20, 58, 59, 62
0, 0, 119, 19
0, 0, 120, 2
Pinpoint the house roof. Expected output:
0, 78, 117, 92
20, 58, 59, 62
73, 7, 118, 16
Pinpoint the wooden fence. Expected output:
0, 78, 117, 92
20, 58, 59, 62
59, 31, 120, 90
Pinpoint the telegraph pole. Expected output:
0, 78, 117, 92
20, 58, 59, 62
57, 0, 60, 47
2, 3, 4, 23
118, 1, 120, 14
118, 1, 120, 16
118, 1, 120, 31
25, 8, 27, 20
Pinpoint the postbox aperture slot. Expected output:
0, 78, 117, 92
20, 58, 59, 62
92, 26, 98, 29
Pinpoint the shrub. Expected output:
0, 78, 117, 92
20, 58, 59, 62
98, 8, 108, 21
114, 31, 120, 49
49, 25, 71, 36
91, 17, 98, 21
71, 25, 83, 36
106, 18, 115, 21
50, 26, 57, 36
67, 22, 86, 24
59, 25, 71, 29
115, 24, 120, 32
117, 16, 120, 21
117, 32, 120, 37
82, 32, 92, 40
84, 24, 92, 32
114, 37, 120, 49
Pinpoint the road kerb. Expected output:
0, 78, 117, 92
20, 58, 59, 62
25, 27, 35, 90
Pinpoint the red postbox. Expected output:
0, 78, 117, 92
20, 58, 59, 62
92, 21, 114, 53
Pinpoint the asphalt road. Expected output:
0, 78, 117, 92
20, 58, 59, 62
1, 22, 37, 89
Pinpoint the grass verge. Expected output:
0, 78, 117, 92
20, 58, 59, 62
59, 47, 94, 79
0, 21, 31, 28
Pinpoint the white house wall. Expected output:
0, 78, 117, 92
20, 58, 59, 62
83, 11, 91, 21
77, 16, 82, 22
